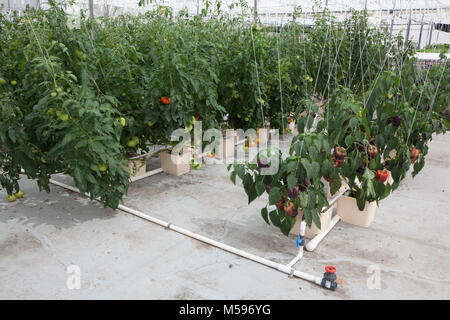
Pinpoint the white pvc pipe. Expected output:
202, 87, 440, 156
286, 220, 306, 268
306, 214, 341, 252
302, 186, 349, 253
48, 178, 325, 288
130, 168, 163, 183
327, 186, 349, 207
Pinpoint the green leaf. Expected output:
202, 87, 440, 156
255, 179, 265, 196
247, 185, 257, 204
311, 211, 322, 230
261, 207, 270, 225
374, 180, 385, 197
309, 162, 320, 180
280, 215, 295, 236
357, 194, 366, 211
300, 158, 311, 174
268, 187, 281, 205
412, 158, 425, 177
269, 209, 281, 227
230, 171, 237, 185
307, 190, 317, 209
243, 173, 253, 194
341, 161, 352, 177
299, 192, 308, 208
235, 164, 245, 180
303, 208, 313, 227
345, 134, 353, 148
287, 174, 297, 190
330, 179, 342, 196
375, 135, 385, 149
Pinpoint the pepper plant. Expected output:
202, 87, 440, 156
228, 131, 336, 235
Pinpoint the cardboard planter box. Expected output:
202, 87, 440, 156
125, 158, 147, 178
289, 204, 335, 238
216, 129, 235, 159
337, 195, 377, 228
160, 148, 191, 176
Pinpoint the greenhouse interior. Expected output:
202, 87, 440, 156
0, 0, 449, 302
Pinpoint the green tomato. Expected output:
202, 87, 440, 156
190, 159, 201, 169
127, 137, 139, 147
56, 88, 63, 93
59, 113, 69, 121
140, 96, 145, 100
10, 80, 17, 86
51, 92, 57, 97
6, 194, 16, 202
15, 190, 24, 199
243, 146, 249, 151
194, 163, 202, 170
120, 117, 126, 127
98, 163, 108, 172
147, 121, 152, 127
0, 77, 6, 85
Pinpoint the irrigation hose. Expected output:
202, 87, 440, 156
48, 178, 330, 289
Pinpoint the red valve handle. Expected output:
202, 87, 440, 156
325, 265, 336, 274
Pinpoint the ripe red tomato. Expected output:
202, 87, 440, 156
161, 96, 171, 105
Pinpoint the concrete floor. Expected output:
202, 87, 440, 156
0, 134, 449, 299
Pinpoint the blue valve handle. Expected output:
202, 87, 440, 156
296, 235, 304, 247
